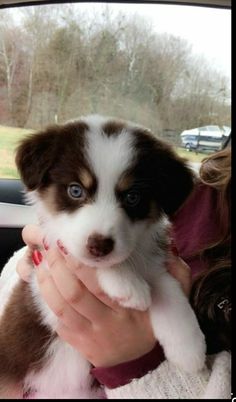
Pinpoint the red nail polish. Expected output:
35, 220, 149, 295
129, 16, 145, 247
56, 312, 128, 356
57, 240, 68, 255
43, 238, 49, 251
32, 250, 43, 266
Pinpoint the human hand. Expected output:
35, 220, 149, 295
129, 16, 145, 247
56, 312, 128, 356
16, 225, 156, 367
16, 225, 191, 367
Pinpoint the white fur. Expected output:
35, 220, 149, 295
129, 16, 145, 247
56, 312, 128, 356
24, 339, 100, 399
0, 115, 206, 398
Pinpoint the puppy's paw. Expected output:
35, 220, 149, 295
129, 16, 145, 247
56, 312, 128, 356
164, 330, 206, 373
118, 283, 152, 311
98, 268, 151, 311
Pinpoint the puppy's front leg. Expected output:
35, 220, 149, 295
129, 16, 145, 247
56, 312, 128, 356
150, 272, 206, 373
97, 266, 152, 311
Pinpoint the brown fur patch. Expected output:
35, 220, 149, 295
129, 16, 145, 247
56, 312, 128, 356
102, 120, 126, 137
0, 378, 23, 398
132, 127, 194, 216
79, 168, 95, 190
116, 172, 134, 192
16, 119, 99, 213
0, 281, 55, 384
15, 121, 89, 191
114, 126, 194, 222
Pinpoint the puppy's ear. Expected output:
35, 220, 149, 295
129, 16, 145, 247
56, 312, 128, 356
15, 126, 59, 190
135, 131, 195, 216
153, 148, 195, 216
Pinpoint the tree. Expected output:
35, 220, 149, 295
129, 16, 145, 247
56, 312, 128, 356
0, 16, 22, 124
0, 5, 231, 135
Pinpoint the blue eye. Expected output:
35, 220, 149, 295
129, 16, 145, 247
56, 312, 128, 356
67, 183, 84, 199
124, 191, 141, 207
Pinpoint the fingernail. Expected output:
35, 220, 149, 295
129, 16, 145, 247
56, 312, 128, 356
32, 250, 43, 266
43, 238, 50, 251
57, 239, 68, 255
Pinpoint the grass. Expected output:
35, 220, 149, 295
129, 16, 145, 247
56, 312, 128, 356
0, 125, 205, 179
0, 126, 34, 178
176, 147, 206, 162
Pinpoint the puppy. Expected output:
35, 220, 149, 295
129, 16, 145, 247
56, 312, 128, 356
0, 115, 206, 398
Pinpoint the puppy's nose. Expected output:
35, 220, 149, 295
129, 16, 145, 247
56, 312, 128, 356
86, 234, 114, 257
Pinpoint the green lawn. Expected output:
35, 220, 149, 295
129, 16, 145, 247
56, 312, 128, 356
0, 126, 34, 178
0, 125, 205, 179
176, 147, 206, 162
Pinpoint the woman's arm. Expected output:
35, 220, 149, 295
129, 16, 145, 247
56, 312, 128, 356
18, 225, 157, 368
104, 351, 231, 399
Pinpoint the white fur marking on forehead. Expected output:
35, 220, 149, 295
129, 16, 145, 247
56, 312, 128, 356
81, 114, 110, 128
86, 125, 135, 196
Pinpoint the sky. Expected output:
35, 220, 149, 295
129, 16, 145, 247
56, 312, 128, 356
77, 2, 231, 80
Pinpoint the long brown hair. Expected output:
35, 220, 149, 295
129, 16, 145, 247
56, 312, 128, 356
190, 265, 231, 353
199, 148, 231, 269
191, 148, 231, 353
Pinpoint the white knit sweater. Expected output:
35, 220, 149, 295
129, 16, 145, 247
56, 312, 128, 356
105, 351, 231, 399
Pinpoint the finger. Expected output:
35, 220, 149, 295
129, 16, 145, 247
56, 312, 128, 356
33, 257, 91, 332
44, 244, 84, 281
22, 224, 44, 249
16, 248, 33, 283
56, 323, 85, 350
45, 249, 116, 323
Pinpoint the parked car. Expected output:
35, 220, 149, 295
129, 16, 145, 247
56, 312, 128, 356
180, 125, 230, 152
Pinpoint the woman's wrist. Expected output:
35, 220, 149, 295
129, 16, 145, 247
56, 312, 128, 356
91, 342, 165, 389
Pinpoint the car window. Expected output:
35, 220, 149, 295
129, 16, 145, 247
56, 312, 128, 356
0, 2, 231, 179
207, 126, 221, 131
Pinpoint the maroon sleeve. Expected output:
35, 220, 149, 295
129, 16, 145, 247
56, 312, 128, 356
172, 182, 220, 276
90, 342, 165, 389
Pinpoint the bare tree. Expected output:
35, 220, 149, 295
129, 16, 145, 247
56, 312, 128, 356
0, 5, 231, 135
0, 17, 21, 123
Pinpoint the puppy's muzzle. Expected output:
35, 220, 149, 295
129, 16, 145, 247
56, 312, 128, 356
86, 233, 114, 258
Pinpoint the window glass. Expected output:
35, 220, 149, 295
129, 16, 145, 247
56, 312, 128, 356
207, 126, 222, 132
0, 2, 231, 178
183, 136, 197, 141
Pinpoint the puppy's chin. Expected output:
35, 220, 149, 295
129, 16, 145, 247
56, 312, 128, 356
79, 251, 132, 270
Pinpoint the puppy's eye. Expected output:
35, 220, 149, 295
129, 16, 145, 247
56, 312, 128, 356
67, 183, 84, 199
124, 191, 141, 207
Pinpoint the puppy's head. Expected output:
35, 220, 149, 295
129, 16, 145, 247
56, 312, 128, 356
16, 115, 194, 268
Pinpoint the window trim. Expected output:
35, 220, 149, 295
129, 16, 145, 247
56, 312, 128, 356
0, 0, 232, 11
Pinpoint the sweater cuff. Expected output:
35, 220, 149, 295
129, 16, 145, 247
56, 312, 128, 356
90, 342, 165, 389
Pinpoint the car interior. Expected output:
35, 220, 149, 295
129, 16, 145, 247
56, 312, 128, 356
0, 0, 231, 273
